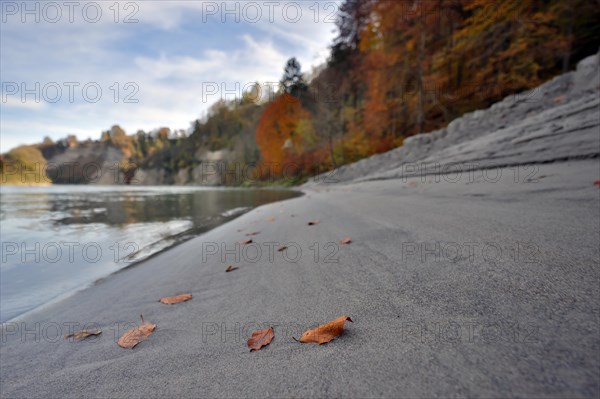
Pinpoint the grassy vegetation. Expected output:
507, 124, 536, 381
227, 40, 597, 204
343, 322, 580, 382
0, 146, 50, 185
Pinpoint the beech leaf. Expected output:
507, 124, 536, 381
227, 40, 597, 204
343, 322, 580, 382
307, 220, 320, 225
239, 239, 253, 244
159, 293, 192, 305
295, 316, 353, 344
245, 231, 260, 236
264, 217, 276, 222
277, 245, 287, 252
340, 236, 352, 244
226, 265, 239, 272
247, 327, 274, 351
64, 329, 102, 341
118, 315, 156, 349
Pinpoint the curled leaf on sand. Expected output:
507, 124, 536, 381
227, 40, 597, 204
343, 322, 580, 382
226, 265, 239, 272
340, 237, 352, 245
264, 217, 276, 222
159, 293, 192, 305
118, 315, 156, 349
245, 231, 260, 236
294, 316, 353, 344
64, 329, 102, 341
307, 220, 320, 226
247, 327, 274, 351
239, 239, 253, 244
277, 245, 287, 252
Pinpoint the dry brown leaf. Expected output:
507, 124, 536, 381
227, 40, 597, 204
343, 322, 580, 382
307, 220, 320, 225
118, 315, 156, 349
340, 237, 352, 245
264, 217, 276, 222
226, 265, 239, 272
277, 245, 287, 252
247, 327, 274, 351
239, 239, 253, 244
159, 293, 192, 305
295, 316, 353, 344
64, 329, 102, 341
245, 231, 260, 236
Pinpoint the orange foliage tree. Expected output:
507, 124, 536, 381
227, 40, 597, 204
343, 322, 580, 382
255, 93, 316, 177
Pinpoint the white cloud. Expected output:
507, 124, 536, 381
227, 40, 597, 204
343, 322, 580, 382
0, 1, 341, 152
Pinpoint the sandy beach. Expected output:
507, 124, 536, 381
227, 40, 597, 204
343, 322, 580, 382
1, 157, 599, 398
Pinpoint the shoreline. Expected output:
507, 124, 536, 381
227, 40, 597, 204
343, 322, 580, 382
1, 159, 599, 398
0, 186, 303, 323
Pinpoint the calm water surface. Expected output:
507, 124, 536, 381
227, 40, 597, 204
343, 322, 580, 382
0, 185, 300, 322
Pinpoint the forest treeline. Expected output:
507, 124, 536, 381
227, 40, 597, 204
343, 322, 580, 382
2, 0, 599, 184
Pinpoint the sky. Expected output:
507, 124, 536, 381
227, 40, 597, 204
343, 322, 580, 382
0, 1, 341, 152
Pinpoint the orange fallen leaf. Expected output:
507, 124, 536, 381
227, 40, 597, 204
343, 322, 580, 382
245, 231, 260, 236
277, 245, 287, 252
247, 327, 274, 351
226, 265, 238, 272
118, 315, 156, 349
159, 293, 192, 305
295, 316, 353, 344
239, 239, 253, 244
64, 329, 102, 341
340, 237, 352, 245
308, 220, 320, 225
264, 217, 276, 222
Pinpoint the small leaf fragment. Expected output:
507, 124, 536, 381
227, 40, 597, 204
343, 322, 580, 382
277, 245, 287, 252
118, 315, 156, 349
307, 220, 320, 226
295, 316, 353, 344
340, 237, 352, 245
264, 217, 276, 222
239, 239, 253, 244
247, 327, 274, 351
245, 231, 260, 236
226, 265, 239, 272
65, 329, 102, 341
594, 180, 600, 186
159, 293, 192, 305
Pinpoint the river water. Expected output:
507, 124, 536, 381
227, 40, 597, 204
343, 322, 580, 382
0, 185, 300, 322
